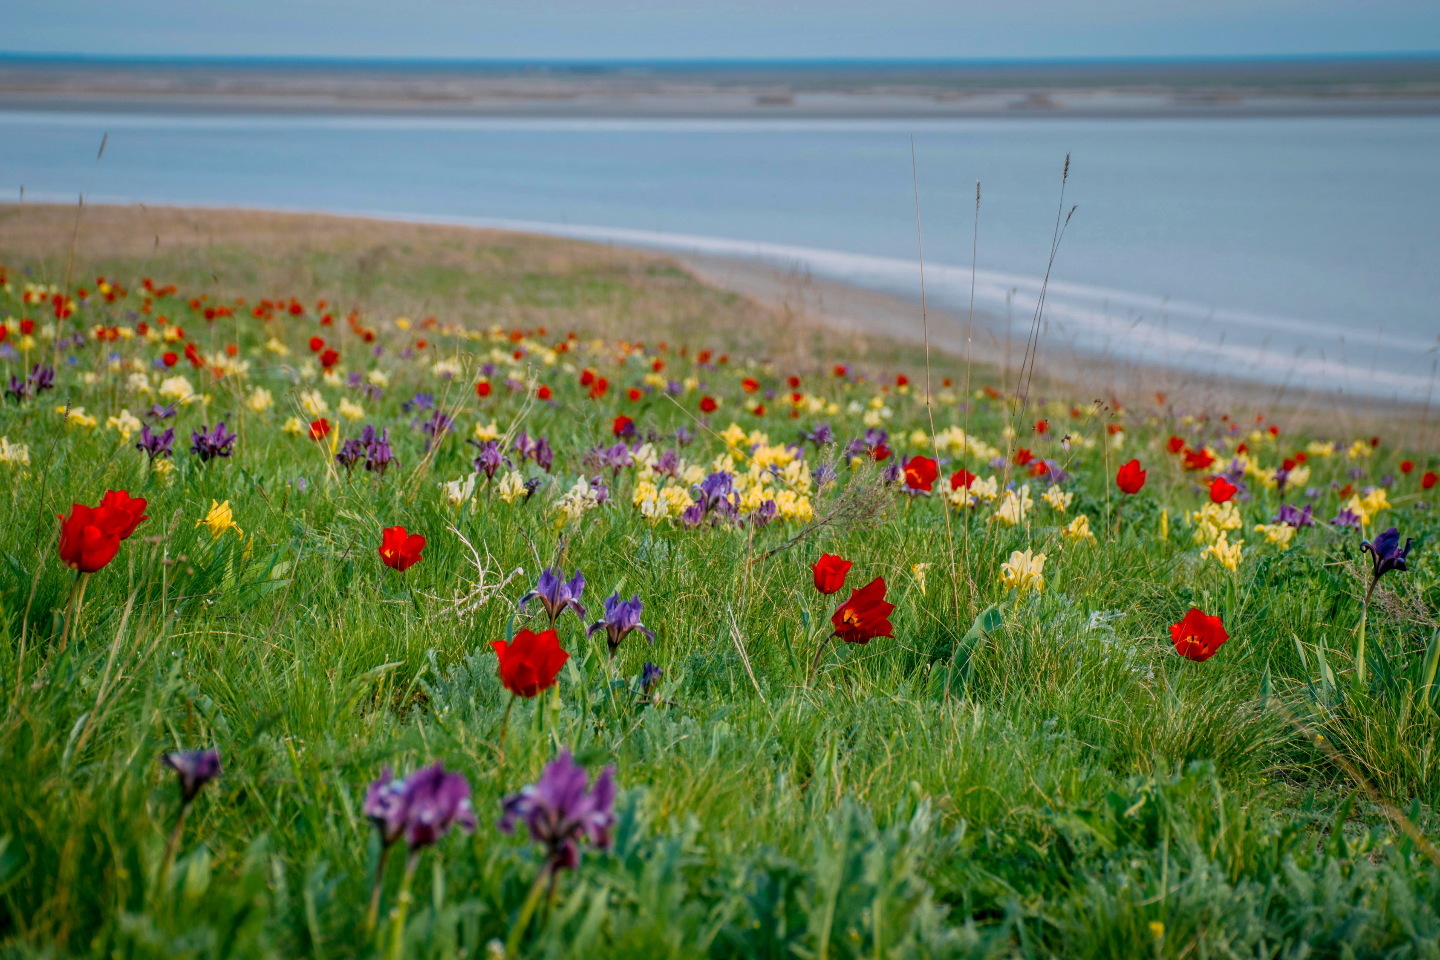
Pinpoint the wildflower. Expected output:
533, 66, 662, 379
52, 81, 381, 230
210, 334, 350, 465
911, 562, 930, 595
336, 437, 366, 471
587, 592, 656, 656
379, 525, 426, 571
1063, 514, 1095, 543
281, 417, 305, 437
365, 764, 477, 854
439, 473, 476, 506
497, 470, 527, 504
992, 485, 1034, 527
1042, 485, 1072, 513
1360, 526, 1413, 600
363, 767, 409, 847
802, 423, 835, 447
498, 749, 616, 874
1201, 531, 1243, 571
612, 415, 636, 438
308, 418, 331, 441
812, 553, 853, 595
1116, 459, 1147, 495
1331, 506, 1363, 529
57, 504, 122, 572
0, 436, 30, 467
1209, 477, 1238, 504
190, 422, 238, 462
245, 387, 273, 412
639, 661, 663, 696
97, 490, 148, 539
1275, 503, 1314, 528
830, 577, 895, 644
492, 627, 570, 698
520, 568, 588, 625
363, 426, 395, 475
1253, 522, 1296, 549
1183, 447, 1216, 471
135, 425, 175, 461
1000, 549, 1046, 593
1170, 608, 1229, 662
196, 499, 243, 539
1423, 471, 1437, 491
902, 455, 938, 494
162, 748, 221, 805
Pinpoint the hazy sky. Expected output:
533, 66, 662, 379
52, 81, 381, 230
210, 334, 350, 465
8, 0, 1440, 60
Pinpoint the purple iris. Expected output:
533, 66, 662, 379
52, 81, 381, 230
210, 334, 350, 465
336, 437, 366, 471
363, 763, 477, 852
136, 425, 175, 461
29, 364, 55, 393
4, 375, 27, 402
639, 661, 663, 695
469, 439, 505, 479
881, 462, 902, 484
750, 499, 779, 526
1275, 503, 1314, 528
812, 464, 837, 488
845, 428, 888, 460
514, 432, 554, 472
498, 749, 616, 874
674, 426, 696, 446
587, 592, 655, 656
1331, 507, 1363, 529
163, 748, 221, 805
802, 423, 835, 448
190, 422, 237, 462
362, 425, 395, 475
1361, 527, 1413, 601
418, 410, 453, 449
592, 442, 633, 477
653, 449, 681, 478
520, 568, 587, 625
144, 403, 177, 421
401, 392, 434, 413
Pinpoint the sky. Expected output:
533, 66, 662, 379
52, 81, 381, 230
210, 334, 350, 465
7, 0, 1440, 61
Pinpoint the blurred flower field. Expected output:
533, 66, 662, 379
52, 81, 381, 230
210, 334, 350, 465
1, 219, 1439, 958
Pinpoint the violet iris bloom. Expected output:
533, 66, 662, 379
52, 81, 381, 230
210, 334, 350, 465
1331, 507, 1363, 529
802, 423, 835, 448
136, 425, 175, 461
674, 426, 695, 446
4, 375, 26, 402
653, 449, 681, 478
587, 592, 656, 656
190, 422, 237, 462
144, 403, 178, 421
469, 439, 505, 479
163, 748, 221, 805
498, 749, 616, 874
639, 661, 663, 694
336, 437, 366, 471
1361, 527, 1414, 601
1275, 503, 1314, 528
362, 426, 395, 475
514, 432, 554, 472
521, 568, 587, 625
364, 763, 477, 852
812, 464, 837, 488
595, 442, 633, 477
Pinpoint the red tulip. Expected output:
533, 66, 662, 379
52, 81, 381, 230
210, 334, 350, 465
830, 577, 896, 645
1423, 471, 1437, 491
1399, 460, 1414, 475
378, 525, 426, 571
902, 455, 938, 493
1170, 607, 1229, 662
1116, 459, 1147, 495
1166, 435, 1185, 454
57, 504, 122, 573
97, 489, 148, 539
949, 469, 976, 490
612, 415, 634, 437
1208, 477, 1238, 504
812, 554, 853, 595
1183, 448, 1216, 471
699, 396, 718, 414
491, 627, 569, 698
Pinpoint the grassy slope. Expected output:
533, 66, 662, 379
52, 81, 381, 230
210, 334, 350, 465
0, 205, 1438, 958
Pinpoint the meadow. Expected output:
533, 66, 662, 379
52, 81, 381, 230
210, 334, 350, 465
0, 204, 1438, 959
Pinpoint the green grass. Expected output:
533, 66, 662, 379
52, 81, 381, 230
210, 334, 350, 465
0, 231, 1438, 959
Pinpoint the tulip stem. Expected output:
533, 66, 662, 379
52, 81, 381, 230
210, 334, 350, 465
808, 634, 835, 683
385, 850, 420, 960
498, 694, 516, 763
365, 842, 392, 935
57, 571, 88, 653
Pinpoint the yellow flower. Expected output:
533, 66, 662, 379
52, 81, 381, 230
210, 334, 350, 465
991, 485, 1034, 527
1360, 486, 1390, 519
299, 389, 328, 418
1149, 921, 1165, 941
911, 562, 931, 596
0, 436, 31, 467
158, 375, 196, 403
1191, 501, 1241, 544
1042, 484, 1072, 513
1201, 531, 1243, 571
57, 405, 98, 428
264, 337, 290, 356
473, 421, 499, 441
497, 470, 527, 504
1063, 514, 1095, 544
338, 399, 366, 421
1159, 508, 1169, 541
246, 387, 274, 413
1253, 522, 1296, 549
153, 458, 176, 483
281, 417, 306, 437
1000, 548, 1046, 593
196, 499, 243, 539
105, 409, 143, 440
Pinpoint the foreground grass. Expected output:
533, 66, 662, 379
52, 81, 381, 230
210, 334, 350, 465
1, 208, 1439, 958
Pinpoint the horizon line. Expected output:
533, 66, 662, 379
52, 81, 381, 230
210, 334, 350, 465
4, 51, 1440, 68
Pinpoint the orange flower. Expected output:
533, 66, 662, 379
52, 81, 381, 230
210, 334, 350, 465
491, 627, 569, 698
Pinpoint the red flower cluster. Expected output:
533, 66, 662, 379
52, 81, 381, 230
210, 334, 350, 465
379, 525, 426, 571
57, 490, 148, 573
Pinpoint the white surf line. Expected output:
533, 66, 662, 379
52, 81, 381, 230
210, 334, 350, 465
8, 192, 1435, 400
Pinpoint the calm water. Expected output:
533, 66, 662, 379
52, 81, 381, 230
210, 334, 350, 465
2, 111, 1438, 400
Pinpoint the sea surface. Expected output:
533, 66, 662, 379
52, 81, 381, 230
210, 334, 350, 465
2, 110, 1438, 401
